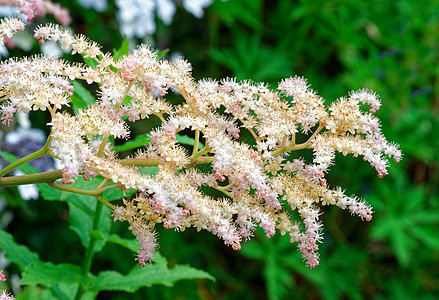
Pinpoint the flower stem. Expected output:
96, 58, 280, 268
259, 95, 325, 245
0, 170, 63, 187
271, 124, 324, 156
97, 135, 109, 157
47, 182, 115, 209
192, 128, 200, 156
213, 185, 233, 198
119, 158, 163, 166
0, 135, 52, 177
189, 146, 211, 164
82, 200, 103, 274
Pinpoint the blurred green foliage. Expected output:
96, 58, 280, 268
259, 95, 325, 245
1, 0, 438, 299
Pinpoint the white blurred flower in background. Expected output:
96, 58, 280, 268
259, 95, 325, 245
116, 0, 156, 38
77, 0, 108, 12
182, 0, 213, 18
14, 170, 39, 200
115, 0, 216, 39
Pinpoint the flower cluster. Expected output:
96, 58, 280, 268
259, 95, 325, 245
0, 20, 401, 268
0, 0, 70, 25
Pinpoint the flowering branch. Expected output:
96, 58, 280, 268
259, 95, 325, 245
0, 19, 401, 269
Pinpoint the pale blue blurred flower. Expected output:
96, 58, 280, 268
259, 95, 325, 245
116, 0, 156, 38
0, 44, 8, 59
116, 0, 220, 39
183, 0, 213, 18
77, 0, 108, 12
156, 0, 175, 25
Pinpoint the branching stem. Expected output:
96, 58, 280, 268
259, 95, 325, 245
0, 134, 53, 177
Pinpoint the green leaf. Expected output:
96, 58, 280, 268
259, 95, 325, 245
140, 166, 159, 177
20, 262, 85, 287
89, 263, 214, 293
164, 264, 215, 284
156, 48, 169, 59
113, 37, 130, 60
101, 186, 125, 201
67, 196, 110, 251
71, 81, 95, 110
104, 233, 139, 253
15, 285, 43, 300
37, 177, 112, 251
49, 283, 79, 300
391, 227, 414, 267
176, 134, 204, 148
82, 56, 99, 68
114, 133, 151, 152
409, 226, 439, 250
0, 230, 40, 272
79, 291, 98, 300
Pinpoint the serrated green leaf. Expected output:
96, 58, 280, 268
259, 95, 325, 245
114, 133, 151, 152
71, 81, 95, 110
20, 262, 84, 287
162, 264, 215, 284
113, 37, 130, 60
89, 263, 214, 293
0, 230, 40, 272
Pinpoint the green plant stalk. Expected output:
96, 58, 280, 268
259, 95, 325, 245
47, 182, 115, 209
189, 146, 211, 164
213, 185, 233, 198
96, 178, 111, 190
119, 158, 163, 166
271, 124, 324, 156
192, 128, 200, 156
0, 135, 52, 177
271, 141, 312, 156
97, 134, 109, 157
82, 199, 104, 274
0, 170, 63, 187
74, 199, 104, 300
